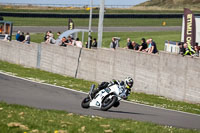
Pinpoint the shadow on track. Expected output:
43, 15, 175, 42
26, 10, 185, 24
92, 108, 156, 116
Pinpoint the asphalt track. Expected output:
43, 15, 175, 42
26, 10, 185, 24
13, 26, 181, 33
0, 73, 200, 130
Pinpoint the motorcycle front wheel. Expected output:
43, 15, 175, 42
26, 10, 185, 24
81, 97, 90, 108
101, 95, 118, 111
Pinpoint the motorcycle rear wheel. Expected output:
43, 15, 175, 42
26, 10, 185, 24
81, 97, 90, 108
101, 95, 118, 111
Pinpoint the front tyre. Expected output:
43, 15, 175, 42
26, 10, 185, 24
101, 95, 118, 111
81, 97, 90, 108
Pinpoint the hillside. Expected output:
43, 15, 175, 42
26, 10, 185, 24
135, 0, 200, 10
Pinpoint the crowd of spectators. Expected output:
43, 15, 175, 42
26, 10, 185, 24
44, 31, 98, 49
110, 37, 158, 54
43, 31, 159, 54
16, 30, 30, 44
13, 30, 199, 57
178, 42, 199, 57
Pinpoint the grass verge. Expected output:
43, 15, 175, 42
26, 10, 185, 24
0, 60, 200, 115
1, 102, 199, 133
4, 16, 182, 27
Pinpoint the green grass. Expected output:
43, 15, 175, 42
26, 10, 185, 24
4, 16, 182, 27
0, 60, 200, 115
26, 31, 181, 50
1, 102, 199, 133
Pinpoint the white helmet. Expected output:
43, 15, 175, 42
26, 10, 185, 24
125, 77, 134, 89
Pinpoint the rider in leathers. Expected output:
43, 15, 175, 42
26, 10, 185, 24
91, 77, 134, 100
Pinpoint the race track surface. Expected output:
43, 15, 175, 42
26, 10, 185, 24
0, 73, 200, 129
13, 26, 181, 33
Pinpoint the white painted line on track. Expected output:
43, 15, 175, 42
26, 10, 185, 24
0, 71, 200, 117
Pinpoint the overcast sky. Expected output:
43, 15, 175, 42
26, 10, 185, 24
0, 0, 148, 6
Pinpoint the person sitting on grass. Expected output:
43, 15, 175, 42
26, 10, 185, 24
23, 32, 30, 44
18, 32, 25, 42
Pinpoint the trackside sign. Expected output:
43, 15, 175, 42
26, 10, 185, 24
184, 8, 196, 47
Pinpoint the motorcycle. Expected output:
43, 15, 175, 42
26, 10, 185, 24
81, 84, 126, 111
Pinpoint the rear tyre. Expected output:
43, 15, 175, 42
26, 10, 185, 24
101, 95, 118, 111
113, 101, 120, 107
81, 97, 90, 108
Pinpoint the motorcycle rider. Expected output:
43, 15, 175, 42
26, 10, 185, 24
90, 77, 134, 100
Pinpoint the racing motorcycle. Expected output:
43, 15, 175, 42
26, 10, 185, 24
81, 83, 127, 111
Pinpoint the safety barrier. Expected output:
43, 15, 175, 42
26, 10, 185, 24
0, 40, 200, 103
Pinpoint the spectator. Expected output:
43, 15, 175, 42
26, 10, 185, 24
144, 39, 151, 53
44, 31, 49, 41
194, 43, 199, 57
138, 38, 147, 51
49, 31, 56, 44
178, 42, 185, 55
0, 25, 3, 34
132, 41, 140, 50
91, 38, 97, 48
110, 37, 117, 49
183, 43, 195, 56
45, 31, 56, 44
75, 38, 83, 48
3, 34, 9, 41
23, 32, 30, 44
126, 38, 133, 49
65, 36, 73, 46
71, 37, 76, 46
16, 30, 20, 41
18, 32, 25, 42
86, 36, 92, 48
149, 38, 158, 54
60, 37, 68, 47
110, 37, 120, 50
57, 32, 61, 37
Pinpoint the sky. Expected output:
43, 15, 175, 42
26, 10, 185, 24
0, 0, 148, 6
